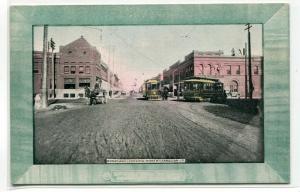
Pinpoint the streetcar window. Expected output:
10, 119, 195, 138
192, 83, 197, 90
203, 83, 213, 91
151, 84, 157, 89
198, 83, 203, 90
214, 83, 223, 91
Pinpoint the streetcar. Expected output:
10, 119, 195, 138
143, 79, 162, 100
182, 76, 226, 102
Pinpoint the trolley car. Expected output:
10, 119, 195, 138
143, 79, 162, 100
182, 77, 226, 102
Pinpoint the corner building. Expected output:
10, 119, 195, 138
33, 36, 121, 99
56, 36, 109, 98
162, 50, 263, 98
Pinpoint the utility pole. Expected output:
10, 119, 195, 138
108, 46, 112, 92
50, 38, 56, 98
244, 43, 248, 99
172, 69, 176, 97
112, 46, 115, 90
41, 25, 48, 108
177, 70, 180, 101
245, 23, 254, 99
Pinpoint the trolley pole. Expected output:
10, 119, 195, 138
245, 23, 254, 99
41, 25, 48, 108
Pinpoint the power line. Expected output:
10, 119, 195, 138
83, 26, 162, 68
109, 31, 162, 67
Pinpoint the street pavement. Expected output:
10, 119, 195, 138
34, 96, 263, 164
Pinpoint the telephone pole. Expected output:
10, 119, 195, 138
245, 23, 254, 99
244, 43, 248, 99
177, 70, 181, 101
41, 25, 48, 108
50, 38, 56, 98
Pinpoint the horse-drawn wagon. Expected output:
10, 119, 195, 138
84, 87, 107, 105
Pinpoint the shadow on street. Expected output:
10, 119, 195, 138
203, 104, 261, 127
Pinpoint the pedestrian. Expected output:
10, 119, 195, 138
34, 93, 42, 109
163, 87, 169, 100
94, 78, 102, 95
109, 90, 112, 98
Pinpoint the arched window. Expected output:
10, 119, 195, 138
216, 64, 220, 75
199, 64, 204, 75
208, 64, 212, 75
254, 66, 259, 74
230, 80, 238, 92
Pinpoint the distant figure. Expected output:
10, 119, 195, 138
109, 90, 112, 98
94, 79, 102, 95
84, 86, 91, 97
231, 48, 236, 56
34, 93, 42, 109
162, 87, 169, 100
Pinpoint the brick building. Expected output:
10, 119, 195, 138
33, 36, 121, 99
162, 50, 263, 98
33, 51, 60, 97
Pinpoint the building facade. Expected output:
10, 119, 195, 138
162, 50, 263, 98
34, 36, 121, 99
33, 51, 60, 97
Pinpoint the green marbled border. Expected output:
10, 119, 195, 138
10, 4, 289, 184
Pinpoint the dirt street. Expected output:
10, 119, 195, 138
34, 96, 263, 164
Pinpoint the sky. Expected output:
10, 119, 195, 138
34, 25, 262, 91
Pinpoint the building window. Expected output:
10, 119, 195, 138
254, 66, 259, 74
64, 66, 69, 74
208, 64, 212, 75
79, 66, 84, 74
226, 65, 231, 75
70, 93, 76, 98
199, 64, 204, 75
230, 80, 238, 92
70, 66, 76, 74
33, 69, 39, 73
63, 93, 69, 98
68, 50, 72, 54
216, 65, 220, 75
64, 78, 76, 89
79, 78, 91, 88
85, 66, 91, 74
83, 51, 87, 54
236, 66, 240, 75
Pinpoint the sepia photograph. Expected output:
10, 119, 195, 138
33, 24, 264, 164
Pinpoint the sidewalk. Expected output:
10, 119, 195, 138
108, 93, 127, 100
34, 98, 88, 113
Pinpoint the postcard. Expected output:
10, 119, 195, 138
10, 4, 289, 184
